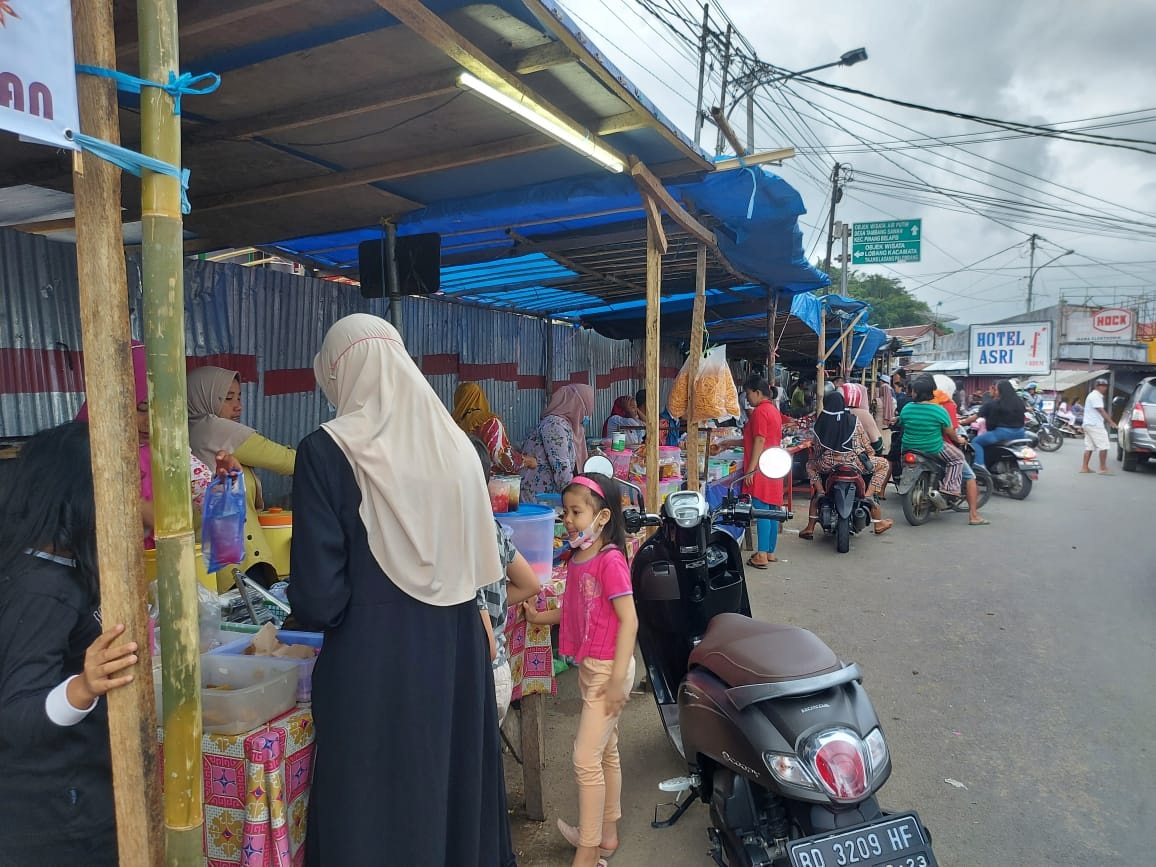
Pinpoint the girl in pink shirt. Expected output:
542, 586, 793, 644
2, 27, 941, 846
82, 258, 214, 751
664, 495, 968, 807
524, 471, 638, 867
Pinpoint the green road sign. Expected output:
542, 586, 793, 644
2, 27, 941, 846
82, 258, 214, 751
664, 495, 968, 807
851, 219, 922, 264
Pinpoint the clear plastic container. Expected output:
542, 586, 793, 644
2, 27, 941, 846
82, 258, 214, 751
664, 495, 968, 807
155, 655, 299, 734
609, 449, 633, 480
658, 476, 684, 503
658, 445, 682, 480
208, 629, 322, 703
488, 475, 521, 513
496, 503, 555, 584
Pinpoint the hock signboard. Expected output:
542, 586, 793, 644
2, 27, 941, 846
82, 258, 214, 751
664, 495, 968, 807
0, 0, 80, 150
1064, 307, 1137, 343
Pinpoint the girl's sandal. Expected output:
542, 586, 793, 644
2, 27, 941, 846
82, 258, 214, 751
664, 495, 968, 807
873, 519, 894, 535
798, 530, 815, 541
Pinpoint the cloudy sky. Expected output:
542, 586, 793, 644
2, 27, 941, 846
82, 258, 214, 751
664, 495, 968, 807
558, 0, 1156, 326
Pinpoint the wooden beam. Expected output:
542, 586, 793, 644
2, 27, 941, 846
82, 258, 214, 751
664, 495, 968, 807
596, 111, 647, 136
4, 216, 81, 234
374, 0, 628, 169
639, 192, 668, 256
630, 160, 714, 247
117, 0, 304, 60
520, 693, 546, 821
685, 244, 708, 492
644, 218, 662, 512
72, 1, 164, 864
512, 40, 575, 74
710, 106, 746, 157
713, 147, 797, 172
196, 133, 550, 211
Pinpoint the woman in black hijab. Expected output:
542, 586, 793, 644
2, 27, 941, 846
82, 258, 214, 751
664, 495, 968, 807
799, 392, 893, 540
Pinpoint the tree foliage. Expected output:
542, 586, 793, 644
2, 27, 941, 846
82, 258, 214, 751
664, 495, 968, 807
827, 267, 936, 329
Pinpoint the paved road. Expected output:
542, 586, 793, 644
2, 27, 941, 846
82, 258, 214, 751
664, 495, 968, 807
506, 445, 1156, 866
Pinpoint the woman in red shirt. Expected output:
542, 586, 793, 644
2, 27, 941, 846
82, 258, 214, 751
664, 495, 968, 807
742, 375, 784, 568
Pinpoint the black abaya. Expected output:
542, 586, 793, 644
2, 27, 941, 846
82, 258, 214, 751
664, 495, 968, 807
287, 431, 517, 867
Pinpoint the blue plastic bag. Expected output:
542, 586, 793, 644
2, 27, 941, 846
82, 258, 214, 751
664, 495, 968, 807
202, 472, 247, 572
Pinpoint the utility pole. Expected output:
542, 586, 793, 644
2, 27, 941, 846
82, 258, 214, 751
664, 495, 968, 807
1025, 233, 1038, 312
693, 3, 710, 147
822, 162, 842, 280
714, 23, 732, 156
838, 221, 850, 297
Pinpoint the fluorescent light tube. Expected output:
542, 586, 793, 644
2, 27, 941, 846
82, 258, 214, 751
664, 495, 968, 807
458, 72, 625, 173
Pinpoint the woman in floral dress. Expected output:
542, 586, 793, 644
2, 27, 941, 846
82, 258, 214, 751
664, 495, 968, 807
520, 384, 596, 500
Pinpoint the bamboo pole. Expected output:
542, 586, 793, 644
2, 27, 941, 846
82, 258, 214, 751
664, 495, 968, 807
644, 218, 662, 510
685, 244, 708, 492
816, 297, 826, 398
136, 0, 204, 861
71, 1, 164, 864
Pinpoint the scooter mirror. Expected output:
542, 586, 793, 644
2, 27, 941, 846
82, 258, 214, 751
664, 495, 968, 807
758, 447, 793, 480
582, 455, 615, 478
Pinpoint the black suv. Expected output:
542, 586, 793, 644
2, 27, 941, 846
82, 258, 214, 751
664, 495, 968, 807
1117, 376, 1156, 471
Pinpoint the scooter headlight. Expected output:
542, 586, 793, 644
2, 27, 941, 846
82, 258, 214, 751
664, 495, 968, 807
763, 752, 818, 790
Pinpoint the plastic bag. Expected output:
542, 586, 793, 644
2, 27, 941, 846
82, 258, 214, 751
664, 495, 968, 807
202, 472, 247, 572
669, 345, 741, 424
198, 582, 222, 653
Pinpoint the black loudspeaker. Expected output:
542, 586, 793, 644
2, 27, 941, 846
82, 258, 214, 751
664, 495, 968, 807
358, 233, 441, 298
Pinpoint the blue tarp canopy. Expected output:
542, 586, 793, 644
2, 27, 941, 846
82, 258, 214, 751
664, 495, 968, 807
790, 293, 887, 367
270, 166, 829, 338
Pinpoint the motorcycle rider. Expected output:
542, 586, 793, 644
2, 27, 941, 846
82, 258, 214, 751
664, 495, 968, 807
901, 375, 988, 526
1023, 382, 1044, 412
961, 380, 1027, 468
799, 391, 893, 540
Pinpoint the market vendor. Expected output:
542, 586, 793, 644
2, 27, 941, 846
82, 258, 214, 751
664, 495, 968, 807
741, 375, 783, 569
187, 367, 296, 585
635, 388, 674, 445
602, 394, 643, 444
521, 383, 595, 499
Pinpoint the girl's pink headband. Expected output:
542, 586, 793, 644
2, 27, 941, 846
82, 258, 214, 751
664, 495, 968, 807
570, 476, 605, 499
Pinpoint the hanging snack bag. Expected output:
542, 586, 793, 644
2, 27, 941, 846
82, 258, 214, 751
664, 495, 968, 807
690, 345, 741, 423
202, 472, 247, 572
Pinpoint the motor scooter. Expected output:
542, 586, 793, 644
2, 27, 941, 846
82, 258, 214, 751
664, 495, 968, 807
1024, 407, 1063, 452
583, 451, 938, 867
810, 463, 877, 554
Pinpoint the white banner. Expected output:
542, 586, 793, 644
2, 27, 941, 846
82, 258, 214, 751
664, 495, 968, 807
0, 0, 80, 150
968, 322, 1051, 375
1064, 307, 1136, 343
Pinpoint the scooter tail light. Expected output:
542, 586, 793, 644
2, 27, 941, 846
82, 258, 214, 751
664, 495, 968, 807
1132, 404, 1147, 428
903, 452, 918, 464
806, 729, 870, 802
1021, 447, 1037, 460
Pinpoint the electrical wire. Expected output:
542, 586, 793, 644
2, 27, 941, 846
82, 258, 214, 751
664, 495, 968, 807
278, 92, 464, 148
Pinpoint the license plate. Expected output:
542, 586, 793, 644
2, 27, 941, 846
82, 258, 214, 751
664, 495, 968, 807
788, 812, 938, 867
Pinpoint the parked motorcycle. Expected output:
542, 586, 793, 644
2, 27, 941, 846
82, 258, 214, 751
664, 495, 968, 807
888, 423, 992, 526
982, 439, 1041, 499
584, 451, 939, 867
1024, 407, 1063, 452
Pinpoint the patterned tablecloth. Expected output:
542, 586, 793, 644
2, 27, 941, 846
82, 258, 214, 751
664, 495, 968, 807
159, 706, 315, 867
506, 535, 641, 701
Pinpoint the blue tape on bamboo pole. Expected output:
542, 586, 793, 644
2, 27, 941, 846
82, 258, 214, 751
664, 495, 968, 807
70, 132, 192, 214
76, 65, 221, 115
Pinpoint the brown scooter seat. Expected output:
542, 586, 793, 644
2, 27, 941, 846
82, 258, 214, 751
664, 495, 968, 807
689, 613, 840, 688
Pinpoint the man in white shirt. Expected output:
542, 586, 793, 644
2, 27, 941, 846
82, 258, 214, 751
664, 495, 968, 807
1079, 378, 1118, 474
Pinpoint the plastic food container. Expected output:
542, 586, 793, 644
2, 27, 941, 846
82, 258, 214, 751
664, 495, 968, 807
659, 445, 682, 480
496, 503, 555, 584
658, 476, 684, 503
154, 655, 299, 734
609, 449, 633, 480
209, 629, 323, 703
488, 475, 521, 513
257, 508, 293, 577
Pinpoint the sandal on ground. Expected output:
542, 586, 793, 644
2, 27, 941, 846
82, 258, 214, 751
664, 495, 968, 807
746, 557, 768, 570
798, 530, 815, 541
873, 519, 894, 535
968, 518, 991, 526
557, 819, 615, 858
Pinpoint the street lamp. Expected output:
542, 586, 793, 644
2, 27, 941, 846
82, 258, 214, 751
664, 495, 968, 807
1027, 245, 1074, 313
725, 48, 869, 152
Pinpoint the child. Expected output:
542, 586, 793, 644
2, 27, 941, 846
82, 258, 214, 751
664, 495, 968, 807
524, 472, 638, 867
470, 437, 540, 723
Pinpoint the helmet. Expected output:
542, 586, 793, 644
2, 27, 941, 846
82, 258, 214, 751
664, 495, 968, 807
932, 374, 956, 396
1026, 382, 1038, 391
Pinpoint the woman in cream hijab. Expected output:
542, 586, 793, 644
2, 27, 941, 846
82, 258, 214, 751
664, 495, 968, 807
287, 314, 515, 867
186, 366, 296, 586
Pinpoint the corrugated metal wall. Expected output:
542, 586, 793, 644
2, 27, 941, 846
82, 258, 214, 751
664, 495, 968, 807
0, 229, 679, 504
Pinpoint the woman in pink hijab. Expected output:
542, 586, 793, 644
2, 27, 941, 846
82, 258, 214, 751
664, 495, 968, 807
520, 384, 596, 500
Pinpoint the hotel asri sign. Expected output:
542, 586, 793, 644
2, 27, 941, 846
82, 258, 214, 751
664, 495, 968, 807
0, 0, 81, 149
968, 322, 1051, 375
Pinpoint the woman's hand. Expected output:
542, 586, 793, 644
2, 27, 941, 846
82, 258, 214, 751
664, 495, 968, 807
595, 678, 630, 717
68, 624, 139, 710
522, 454, 539, 470
522, 599, 547, 624
214, 450, 243, 479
